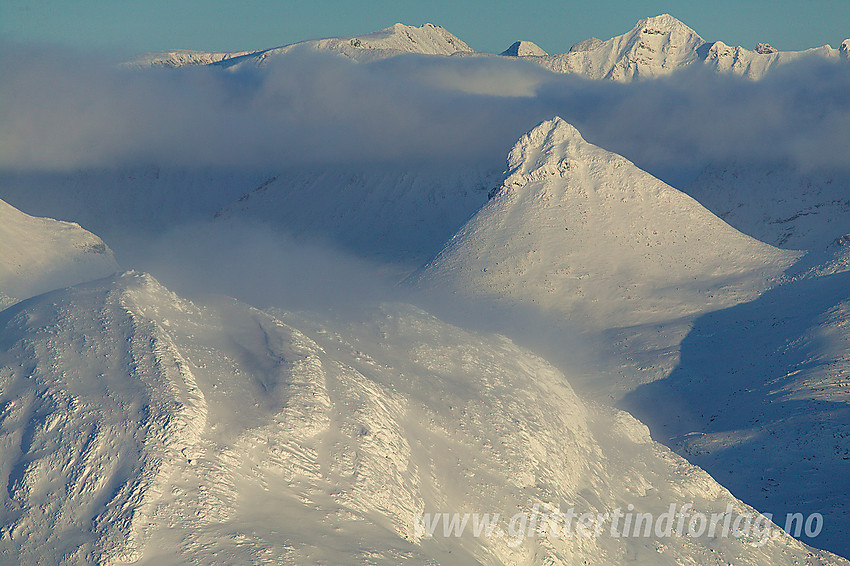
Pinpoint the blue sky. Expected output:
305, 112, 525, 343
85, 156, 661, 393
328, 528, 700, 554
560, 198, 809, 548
1, 0, 848, 55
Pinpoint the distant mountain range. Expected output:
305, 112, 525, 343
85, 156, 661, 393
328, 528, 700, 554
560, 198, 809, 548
130, 14, 850, 81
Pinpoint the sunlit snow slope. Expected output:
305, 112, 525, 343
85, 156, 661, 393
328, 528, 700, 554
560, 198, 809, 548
129, 15, 848, 81
0, 272, 845, 565
514, 14, 846, 81
0, 197, 118, 307
500, 41, 548, 57
131, 23, 473, 69
416, 117, 799, 327
534, 15, 707, 81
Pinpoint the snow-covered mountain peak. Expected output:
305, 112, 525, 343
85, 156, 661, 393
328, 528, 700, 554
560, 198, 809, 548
348, 22, 474, 54
700, 37, 843, 79
528, 14, 846, 80
500, 40, 548, 57
503, 116, 591, 187
417, 118, 798, 326
704, 40, 733, 55
132, 22, 473, 69
633, 13, 703, 36
4, 269, 845, 563
568, 37, 603, 53
128, 16, 846, 80
565, 13, 704, 55
225, 21, 474, 67
542, 13, 707, 80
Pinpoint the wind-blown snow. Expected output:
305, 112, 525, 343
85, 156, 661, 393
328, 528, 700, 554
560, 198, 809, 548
0, 272, 844, 564
0, 273, 206, 564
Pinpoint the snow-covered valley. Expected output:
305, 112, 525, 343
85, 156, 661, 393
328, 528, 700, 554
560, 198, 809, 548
2, 13, 850, 566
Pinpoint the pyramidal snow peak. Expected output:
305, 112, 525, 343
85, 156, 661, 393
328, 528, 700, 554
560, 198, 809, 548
533, 14, 707, 80
500, 40, 548, 57
416, 117, 799, 326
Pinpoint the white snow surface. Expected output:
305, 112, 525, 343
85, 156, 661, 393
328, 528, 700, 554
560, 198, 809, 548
0, 271, 845, 565
532, 15, 708, 81
131, 23, 473, 69
686, 162, 850, 251
0, 197, 118, 306
500, 41, 548, 57
4, 25, 850, 563
127, 15, 848, 81
416, 117, 799, 327
598, 256, 850, 556
700, 40, 839, 80
126, 49, 256, 69
517, 14, 845, 80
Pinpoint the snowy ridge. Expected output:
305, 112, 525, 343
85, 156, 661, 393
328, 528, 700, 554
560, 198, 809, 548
523, 14, 846, 80
0, 273, 845, 564
416, 117, 799, 326
222, 23, 474, 67
702, 40, 839, 80
132, 23, 474, 69
0, 273, 207, 565
127, 15, 849, 80
125, 49, 255, 69
5, 14, 850, 564
0, 197, 118, 305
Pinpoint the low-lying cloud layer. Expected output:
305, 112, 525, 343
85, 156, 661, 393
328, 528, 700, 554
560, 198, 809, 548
2, 42, 849, 184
